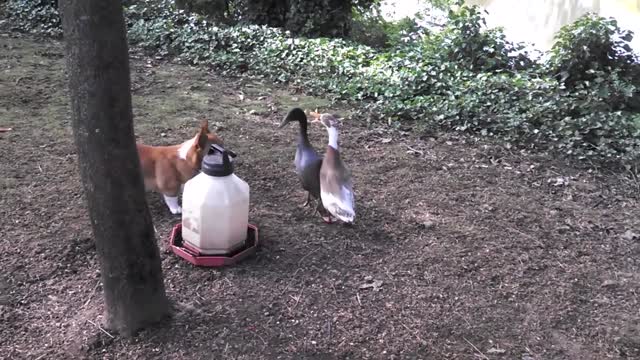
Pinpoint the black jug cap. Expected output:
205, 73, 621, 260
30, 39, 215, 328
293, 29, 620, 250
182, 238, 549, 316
201, 144, 237, 177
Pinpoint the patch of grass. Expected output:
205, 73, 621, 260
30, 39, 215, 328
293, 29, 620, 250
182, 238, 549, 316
272, 92, 332, 112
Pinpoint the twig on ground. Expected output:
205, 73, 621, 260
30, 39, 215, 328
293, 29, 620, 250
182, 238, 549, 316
81, 281, 101, 309
330, 282, 338, 297
253, 329, 267, 345
87, 319, 115, 339
402, 323, 426, 345
288, 287, 304, 313
297, 247, 320, 265
404, 144, 424, 156
454, 311, 472, 327
500, 224, 544, 248
463, 337, 488, 360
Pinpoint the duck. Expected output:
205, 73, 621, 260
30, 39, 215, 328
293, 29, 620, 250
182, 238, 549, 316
278, 108, 330, 220
309, 111, 356, 224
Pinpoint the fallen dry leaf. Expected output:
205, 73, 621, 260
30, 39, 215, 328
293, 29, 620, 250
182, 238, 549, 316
359, 279, 383, 291
486, 347, 506, 355
622, 230, 638, 241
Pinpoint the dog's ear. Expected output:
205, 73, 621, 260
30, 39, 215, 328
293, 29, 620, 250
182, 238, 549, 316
200, 119, 209, 132
195, 123, 209, 151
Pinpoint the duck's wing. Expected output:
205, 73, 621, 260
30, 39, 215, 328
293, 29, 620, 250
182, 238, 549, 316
320, 156, 355, 223
295, 142, 321, 171
292, 143, 321, 195
300, 155, 323, 198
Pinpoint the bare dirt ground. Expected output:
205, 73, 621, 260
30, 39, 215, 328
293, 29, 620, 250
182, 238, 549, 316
1, 31, 640, 360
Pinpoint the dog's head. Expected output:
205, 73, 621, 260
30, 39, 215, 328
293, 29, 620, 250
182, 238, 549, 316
184, 120, 224, 170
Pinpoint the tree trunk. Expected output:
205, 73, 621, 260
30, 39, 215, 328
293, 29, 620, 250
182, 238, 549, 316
175, 0, 229, 23
59, 0, 170, 336
176, 0, 356, 38
286, 0, 352, 38
241, 0, 288, 28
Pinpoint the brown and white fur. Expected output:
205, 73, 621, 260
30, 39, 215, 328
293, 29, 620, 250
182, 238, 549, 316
136, 120, 223, 214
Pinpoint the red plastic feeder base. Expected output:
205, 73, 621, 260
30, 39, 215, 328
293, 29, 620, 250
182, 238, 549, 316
168, 223, 259, 267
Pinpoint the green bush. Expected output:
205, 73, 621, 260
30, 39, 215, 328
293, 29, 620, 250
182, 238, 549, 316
548, 13, 640, 113
549, 13, 638, 87
7, 0, 61, 37
428, 1, 537, 72
350, 12, 426, 49
4, 0, 640, 166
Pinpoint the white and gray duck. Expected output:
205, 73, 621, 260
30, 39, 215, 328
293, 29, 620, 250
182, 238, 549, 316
309, 111, 356, 224
278, 107, 333, 222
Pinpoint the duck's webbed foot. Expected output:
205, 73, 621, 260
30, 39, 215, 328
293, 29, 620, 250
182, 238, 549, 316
315, 201, 335, 224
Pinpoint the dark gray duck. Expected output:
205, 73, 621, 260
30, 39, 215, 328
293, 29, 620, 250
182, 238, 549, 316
279, 108, 331, 220
309, 111, 355, 224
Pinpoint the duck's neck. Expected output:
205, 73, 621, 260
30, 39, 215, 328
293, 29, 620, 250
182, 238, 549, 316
327, 127, 339, 150
297, 118, 311, 144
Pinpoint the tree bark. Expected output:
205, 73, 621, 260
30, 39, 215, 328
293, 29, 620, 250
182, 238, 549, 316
175, 0, 229, 23
241, 0, 288, 28
178, 0, 357, 38
59, 0, 170, 336
285, 0, 352, 38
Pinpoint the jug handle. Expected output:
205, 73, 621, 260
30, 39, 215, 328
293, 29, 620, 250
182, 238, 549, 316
210, 143, 237, 158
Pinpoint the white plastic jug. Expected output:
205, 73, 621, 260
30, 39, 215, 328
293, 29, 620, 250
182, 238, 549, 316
181, 144, 250, 255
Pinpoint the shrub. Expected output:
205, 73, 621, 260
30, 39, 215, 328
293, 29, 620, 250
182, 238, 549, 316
548, 13, 638, 88
6, 0, 61, 37
428, 1, 536, 72
4, 0, 640, 166
350, 12, 427, 49
548, 13, 640, 113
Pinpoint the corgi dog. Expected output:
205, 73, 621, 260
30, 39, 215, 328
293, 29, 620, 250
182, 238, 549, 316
137, 120, 223, 214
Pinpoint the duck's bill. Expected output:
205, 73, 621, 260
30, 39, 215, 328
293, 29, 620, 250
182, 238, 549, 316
308, 109, 322, 119
309, 113, 321, 123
